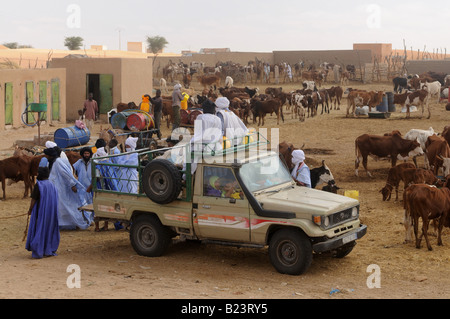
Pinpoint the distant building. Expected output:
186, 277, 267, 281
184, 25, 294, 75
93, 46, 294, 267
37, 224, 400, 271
353, 43, 392, 62
91, 45, 107, 51
127, 42, 146, 53
199, 48, 231, 54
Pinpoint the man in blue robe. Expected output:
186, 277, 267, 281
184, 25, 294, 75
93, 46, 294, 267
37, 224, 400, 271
48, 148, 93, 230
73, 147, 94, 204
26, 166, 60, 259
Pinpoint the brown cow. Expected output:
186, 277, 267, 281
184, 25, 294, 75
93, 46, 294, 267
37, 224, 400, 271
198, 75, 221, 90
355, 131, 423, 177
0, 155, 33, 200
326, 86, 343, 110
403, 184, 450, 250
279, 142, 297, 172
404, 89, 429, 119
380, 162, 416, 201
346, 90, 384, 117
424, 135, 450, 175
251, 98, 284, 126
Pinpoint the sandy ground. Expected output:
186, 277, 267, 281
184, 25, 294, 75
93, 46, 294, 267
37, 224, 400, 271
1, 79, 450, 301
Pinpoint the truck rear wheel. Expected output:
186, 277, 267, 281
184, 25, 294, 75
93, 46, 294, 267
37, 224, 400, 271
142, 159, 182, 204
269, 228, 312, 275
130, 215, 171, 257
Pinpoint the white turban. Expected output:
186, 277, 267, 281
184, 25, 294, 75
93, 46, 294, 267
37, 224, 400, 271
125, 137, 138, 151
292, 150, 305, 165
45, 141, 57, 148
291, 150, 306, 177
174, 84, 182, 90
215, 97, 230, 109
96, 147, 107, 157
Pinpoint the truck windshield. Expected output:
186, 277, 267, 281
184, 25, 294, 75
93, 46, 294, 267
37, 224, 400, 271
239, 155, 293, 193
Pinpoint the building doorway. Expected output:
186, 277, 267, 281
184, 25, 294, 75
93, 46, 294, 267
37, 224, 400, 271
86, 74, 113, 115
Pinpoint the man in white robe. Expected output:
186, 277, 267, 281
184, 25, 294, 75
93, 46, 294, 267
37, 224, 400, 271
215, 97, 249, 146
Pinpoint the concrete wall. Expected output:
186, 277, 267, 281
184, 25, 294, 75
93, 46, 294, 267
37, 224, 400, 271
48, 58, 152, 121
353, 43, 392, 61
273, 50, 372, 67
406, 60, 450, 75
0, 68, 66, 131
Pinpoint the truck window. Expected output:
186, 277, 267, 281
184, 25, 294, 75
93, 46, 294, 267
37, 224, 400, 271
203, 166, 244, 200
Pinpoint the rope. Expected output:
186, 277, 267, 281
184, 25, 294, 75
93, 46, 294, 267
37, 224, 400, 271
0, 212, 28, 220
22, 214, 30, 242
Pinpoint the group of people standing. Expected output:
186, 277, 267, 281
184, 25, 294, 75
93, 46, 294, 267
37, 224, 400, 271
25, 135, 139, 259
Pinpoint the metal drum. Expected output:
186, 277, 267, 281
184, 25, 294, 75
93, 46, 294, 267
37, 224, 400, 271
54, 126, 90, 149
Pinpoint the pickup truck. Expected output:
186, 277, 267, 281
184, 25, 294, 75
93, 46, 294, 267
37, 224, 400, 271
87, 133, 367, 275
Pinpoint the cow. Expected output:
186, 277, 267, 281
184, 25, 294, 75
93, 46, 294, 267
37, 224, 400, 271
355, 131, 423, 177
224, 76, 234, 88
393, 77, 408, 93
302, 81, 316, 91
346, 90, 384, 117
393, 91, 409, 109
421, 81, 442, 103
310, 160, 336, 189
160, 78, 169, 94
0, 155, 34, 200
424, 135, 450, 176
279, 141, 297, 172
403, 184, 450, 250
198, 75, 221, 91
244, 87, 259, 98
251, 98, 284, 126
404, 89, 430, 119
404, 127, 435, 168
380, 162, 417, 202
326, 86, 343, 110
441, 125, 450, 146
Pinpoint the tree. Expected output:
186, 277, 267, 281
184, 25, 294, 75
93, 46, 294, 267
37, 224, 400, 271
64, 36, 84, 50
146, 36, 168, 65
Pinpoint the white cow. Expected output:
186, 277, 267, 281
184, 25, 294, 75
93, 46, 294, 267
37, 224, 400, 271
404, 127, 435, 168
160, 78, 169, 94
225, 76, 234, 88
302, 80, 316, 91
421, 81, 442, 103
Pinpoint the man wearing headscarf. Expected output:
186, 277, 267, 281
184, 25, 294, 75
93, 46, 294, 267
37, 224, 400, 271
73, 147, 94, 205
189, 99, 223, 174
49, 145, 93, 230
149, 89, 163, 139
172, 84, 185, 130
215, 97, 248, 145
291, 150, 311, 188
25, 165, 60, 259
120, 136, 139, 193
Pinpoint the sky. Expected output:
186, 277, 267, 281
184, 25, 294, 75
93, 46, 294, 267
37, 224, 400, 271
1, 0, 450, 54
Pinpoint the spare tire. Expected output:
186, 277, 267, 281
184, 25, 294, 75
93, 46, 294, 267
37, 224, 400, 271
142, 159, 182, 204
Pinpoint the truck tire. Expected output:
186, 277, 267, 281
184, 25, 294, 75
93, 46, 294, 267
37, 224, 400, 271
130, 214, 171, 257
142, 159, 182, 204
269, 228, 312, 275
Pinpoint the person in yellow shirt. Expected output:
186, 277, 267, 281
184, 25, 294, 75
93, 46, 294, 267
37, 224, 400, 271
139, 94, 151, 113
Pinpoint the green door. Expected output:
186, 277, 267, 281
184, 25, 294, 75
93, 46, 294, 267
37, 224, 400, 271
99, 74, 113, 114
51, 80, 60, 121
39, 81, 47, 121
26, 81, 34, 124
4, 82, 13, 125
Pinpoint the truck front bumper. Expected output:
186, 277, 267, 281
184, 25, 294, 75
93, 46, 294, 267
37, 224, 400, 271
312, 224, 367, 253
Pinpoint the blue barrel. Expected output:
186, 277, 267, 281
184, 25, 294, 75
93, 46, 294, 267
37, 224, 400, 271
111, 111, 134, 130
386, 92, 395, 112
54, 126, 91, 149
376, 96, 388, 113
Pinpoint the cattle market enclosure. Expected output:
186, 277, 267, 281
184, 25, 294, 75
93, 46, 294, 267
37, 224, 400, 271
0, 68, 66, 131
48, 58, 153, 122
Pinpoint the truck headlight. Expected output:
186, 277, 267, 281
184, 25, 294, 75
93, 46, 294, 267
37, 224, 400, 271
352, 206, 359, 218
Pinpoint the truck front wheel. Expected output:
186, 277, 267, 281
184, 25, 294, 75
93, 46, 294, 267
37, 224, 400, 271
269, 228, 312, 275
130, 215, 171, 257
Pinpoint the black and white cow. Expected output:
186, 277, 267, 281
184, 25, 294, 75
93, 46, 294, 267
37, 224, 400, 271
393, 77, 408, 93
310, 160, 337, 191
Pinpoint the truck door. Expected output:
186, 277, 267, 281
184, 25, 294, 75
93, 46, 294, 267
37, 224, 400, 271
193, 166, 250, 242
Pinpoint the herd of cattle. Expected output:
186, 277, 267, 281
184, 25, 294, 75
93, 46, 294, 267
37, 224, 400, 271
158, 70, 450, 130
